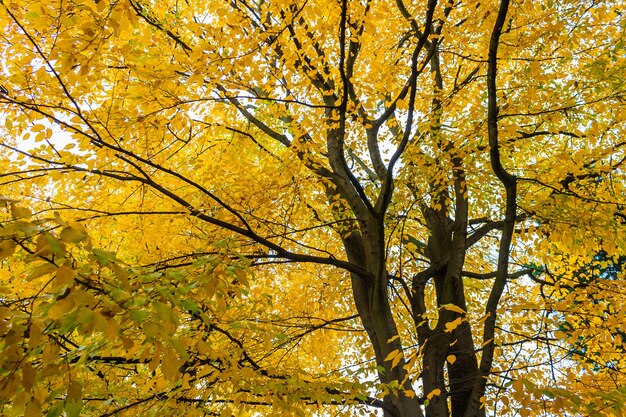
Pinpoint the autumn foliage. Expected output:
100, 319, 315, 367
1, 0, 625, 416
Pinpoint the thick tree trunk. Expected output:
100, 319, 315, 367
343, 230, 424, 417
420, 207, 482, 417
448, 321, 482, 417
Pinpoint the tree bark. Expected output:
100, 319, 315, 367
344, 227, 424, 417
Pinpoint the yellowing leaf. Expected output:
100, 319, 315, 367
161, 347, 182, 381
64, 398, 82, 417
35, 234, 50, 257
67, 381, 82, 402
73, 290, 97, 307
111, 263, 130, 289
60, 224, 86, 243
234, 268, 249, 286
27, 263, 57, 281
447, 355, 457, 365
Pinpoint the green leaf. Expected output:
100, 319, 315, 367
110, 288, 131, 303
92, 248, 117, 265
180, 298, 199, 313
130, 309, 150, 323
64, 400, 82, 417
46, 234, 66, 257
46, 402, 64, 417
25, 11, 40, 21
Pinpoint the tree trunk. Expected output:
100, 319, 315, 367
343, 229, 424, 417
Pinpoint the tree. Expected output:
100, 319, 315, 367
0, 0, 625, 416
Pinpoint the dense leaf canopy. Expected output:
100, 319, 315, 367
0, 0, 625, 416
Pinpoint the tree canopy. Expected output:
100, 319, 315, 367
0, 0, 625, 416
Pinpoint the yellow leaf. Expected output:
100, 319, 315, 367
68, 220, 86, 234
442, 304, 466, 315
391, 351, 403, 369
182, 373, 191, 389
153, 374, 166, 392
73, 290, 97, 307
447, 355, 457, 365
28, 322, 43, 349
161, 347, 182, 381
60, 224, 86, 243
10, 204, 32, 219
47, 298, 75, 320
384, 349, 400, 362
387, 334, 401, 343
0, 240, 17, 260
24, 399, 42, 417
112, 263, 130, 290
427, 388, 442, 400
234, 268, 249, 286
444, 317, 463, 333
35, 234, 50, 257
27, 263, 57, 281
55, 266, 75, 286
68, 381, 82, 402
21, 362, 36, 391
